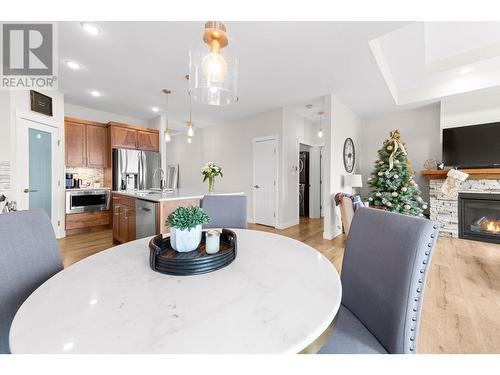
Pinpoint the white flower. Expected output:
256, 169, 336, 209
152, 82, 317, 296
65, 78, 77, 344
376, 192, 381, 197
418, 213, 424, 217
422, 204, 428, 209
386, 201, 392, 207
417, 196, 422, 202
378, 172, 383, 176
404, 204, 411, 210
401, 187, 408, 192
394, 159, 400, 164
378, 161, 384, 165
387, 145, 393, 151
391, 192, 398, 197
368, 197, 373, 201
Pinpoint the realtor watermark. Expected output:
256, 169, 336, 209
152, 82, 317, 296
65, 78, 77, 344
0, 22, 58, 90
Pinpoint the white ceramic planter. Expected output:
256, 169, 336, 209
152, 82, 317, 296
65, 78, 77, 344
170, 225, 202, 252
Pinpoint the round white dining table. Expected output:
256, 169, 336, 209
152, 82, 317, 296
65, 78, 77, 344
9, 229, 341, 354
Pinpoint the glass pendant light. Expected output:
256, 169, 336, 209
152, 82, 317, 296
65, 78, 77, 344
186, 75, 195, 138
189, 21, 238, 106
163, 89, 172, 142
317, 111, 325, 138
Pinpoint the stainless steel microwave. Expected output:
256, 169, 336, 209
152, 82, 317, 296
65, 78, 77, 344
66, 189, 110, 214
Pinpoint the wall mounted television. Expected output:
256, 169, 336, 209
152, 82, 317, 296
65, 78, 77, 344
442, 122, 500, 168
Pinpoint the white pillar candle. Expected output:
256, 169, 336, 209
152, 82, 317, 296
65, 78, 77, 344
206, 230, 221, 254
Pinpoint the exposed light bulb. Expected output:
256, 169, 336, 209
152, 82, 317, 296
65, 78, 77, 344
164, 130, 171, 142
201, 51, 228, 82
151, 107, 159, 113
318, 129, 323, 138
187, 137, 192, 144
187, 125, 194, 137
90, 90, 101, 97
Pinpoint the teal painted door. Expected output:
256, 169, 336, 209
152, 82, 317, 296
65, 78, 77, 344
28, 128, 52, 218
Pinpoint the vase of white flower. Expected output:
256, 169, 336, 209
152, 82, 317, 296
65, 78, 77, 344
202, 162, 223, 193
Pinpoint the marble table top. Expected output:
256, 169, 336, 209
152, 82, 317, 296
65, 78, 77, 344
9, 230, 341, 354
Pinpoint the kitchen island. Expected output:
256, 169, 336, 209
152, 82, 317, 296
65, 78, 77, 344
111, 189, 244, 243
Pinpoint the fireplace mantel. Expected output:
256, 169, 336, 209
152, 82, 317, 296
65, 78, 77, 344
420, 168, 500, 180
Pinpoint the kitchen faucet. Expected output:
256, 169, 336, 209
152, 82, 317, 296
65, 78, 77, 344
153, 168, 166, 191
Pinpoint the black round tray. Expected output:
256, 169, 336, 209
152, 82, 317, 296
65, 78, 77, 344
149, 229, 237, 276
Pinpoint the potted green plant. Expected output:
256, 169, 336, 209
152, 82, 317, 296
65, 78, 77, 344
202, 162, 223, 193
166, 206, 210, 252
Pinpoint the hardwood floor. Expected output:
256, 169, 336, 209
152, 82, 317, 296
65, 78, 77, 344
57, 217, 500, 354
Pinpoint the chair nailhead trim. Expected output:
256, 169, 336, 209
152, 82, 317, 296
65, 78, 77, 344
408, 228, 437, 353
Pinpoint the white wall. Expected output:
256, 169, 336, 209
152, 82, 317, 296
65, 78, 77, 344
324, 95, 362, 239
0, 92, 11, 167
441, 87, 500, 129
359, 104, 441, 205
64, 102, 148, 126
165, 109, 283, 222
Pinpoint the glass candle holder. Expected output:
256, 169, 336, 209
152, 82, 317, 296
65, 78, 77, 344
205, 230, 221, 254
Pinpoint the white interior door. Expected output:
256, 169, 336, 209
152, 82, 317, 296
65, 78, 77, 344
16, 117, 62, 235
253, 138, 277, 226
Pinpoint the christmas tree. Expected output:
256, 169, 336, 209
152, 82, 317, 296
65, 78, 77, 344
367, 130, 427, 216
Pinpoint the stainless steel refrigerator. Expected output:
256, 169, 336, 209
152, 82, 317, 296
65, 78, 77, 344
112, 148, 161, 191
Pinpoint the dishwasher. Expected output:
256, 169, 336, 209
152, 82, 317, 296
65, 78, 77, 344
135, 199, 157, 239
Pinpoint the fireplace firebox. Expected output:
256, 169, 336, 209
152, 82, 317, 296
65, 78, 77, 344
458, 193, 500, 244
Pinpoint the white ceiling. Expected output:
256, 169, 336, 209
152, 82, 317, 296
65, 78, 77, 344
59, 21, 500, 129
58, 21, 409, 128
370, 21, 500, 106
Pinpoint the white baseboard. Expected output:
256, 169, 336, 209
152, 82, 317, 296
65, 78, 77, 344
323, 231, 334, 240
276, 219, 299, 230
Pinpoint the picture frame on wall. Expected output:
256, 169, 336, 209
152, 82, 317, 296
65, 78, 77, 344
30, 90, 53, 116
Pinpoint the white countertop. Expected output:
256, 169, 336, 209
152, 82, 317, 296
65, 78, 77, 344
112, 188, 244, 202
9, 229, 341, 354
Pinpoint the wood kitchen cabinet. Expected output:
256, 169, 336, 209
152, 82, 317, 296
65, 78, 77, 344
65, 121, 86, 167
137, 130, 159, 152
110, 125, 138, 150
86, 125, 107, 168
65, 117, 108, 168
108, 122, 159, 152
112, 194, 136, 243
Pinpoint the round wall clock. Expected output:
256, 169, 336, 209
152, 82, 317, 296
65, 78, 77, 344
343, 138, 355, 173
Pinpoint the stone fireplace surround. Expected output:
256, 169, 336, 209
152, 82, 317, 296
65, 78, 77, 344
428, 178, 500, 237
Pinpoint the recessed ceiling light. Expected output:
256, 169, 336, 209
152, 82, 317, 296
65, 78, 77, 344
459, 67, 471, 75
151, 107, 160, 113
80, 22, 101, 35
90, 90, 101, 97
64, 60, 81, 70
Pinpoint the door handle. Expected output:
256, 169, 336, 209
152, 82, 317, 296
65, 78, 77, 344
23, 188, 38, 193
254, 185, 260, 188
140, 207, 151, 212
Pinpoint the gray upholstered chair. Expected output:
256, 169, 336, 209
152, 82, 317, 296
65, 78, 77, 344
319, 207, 439, 354
0, 209, 63, 354
200, 195, 247, 229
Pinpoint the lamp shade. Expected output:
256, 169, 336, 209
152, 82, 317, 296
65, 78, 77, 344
344, 174, 363, 187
